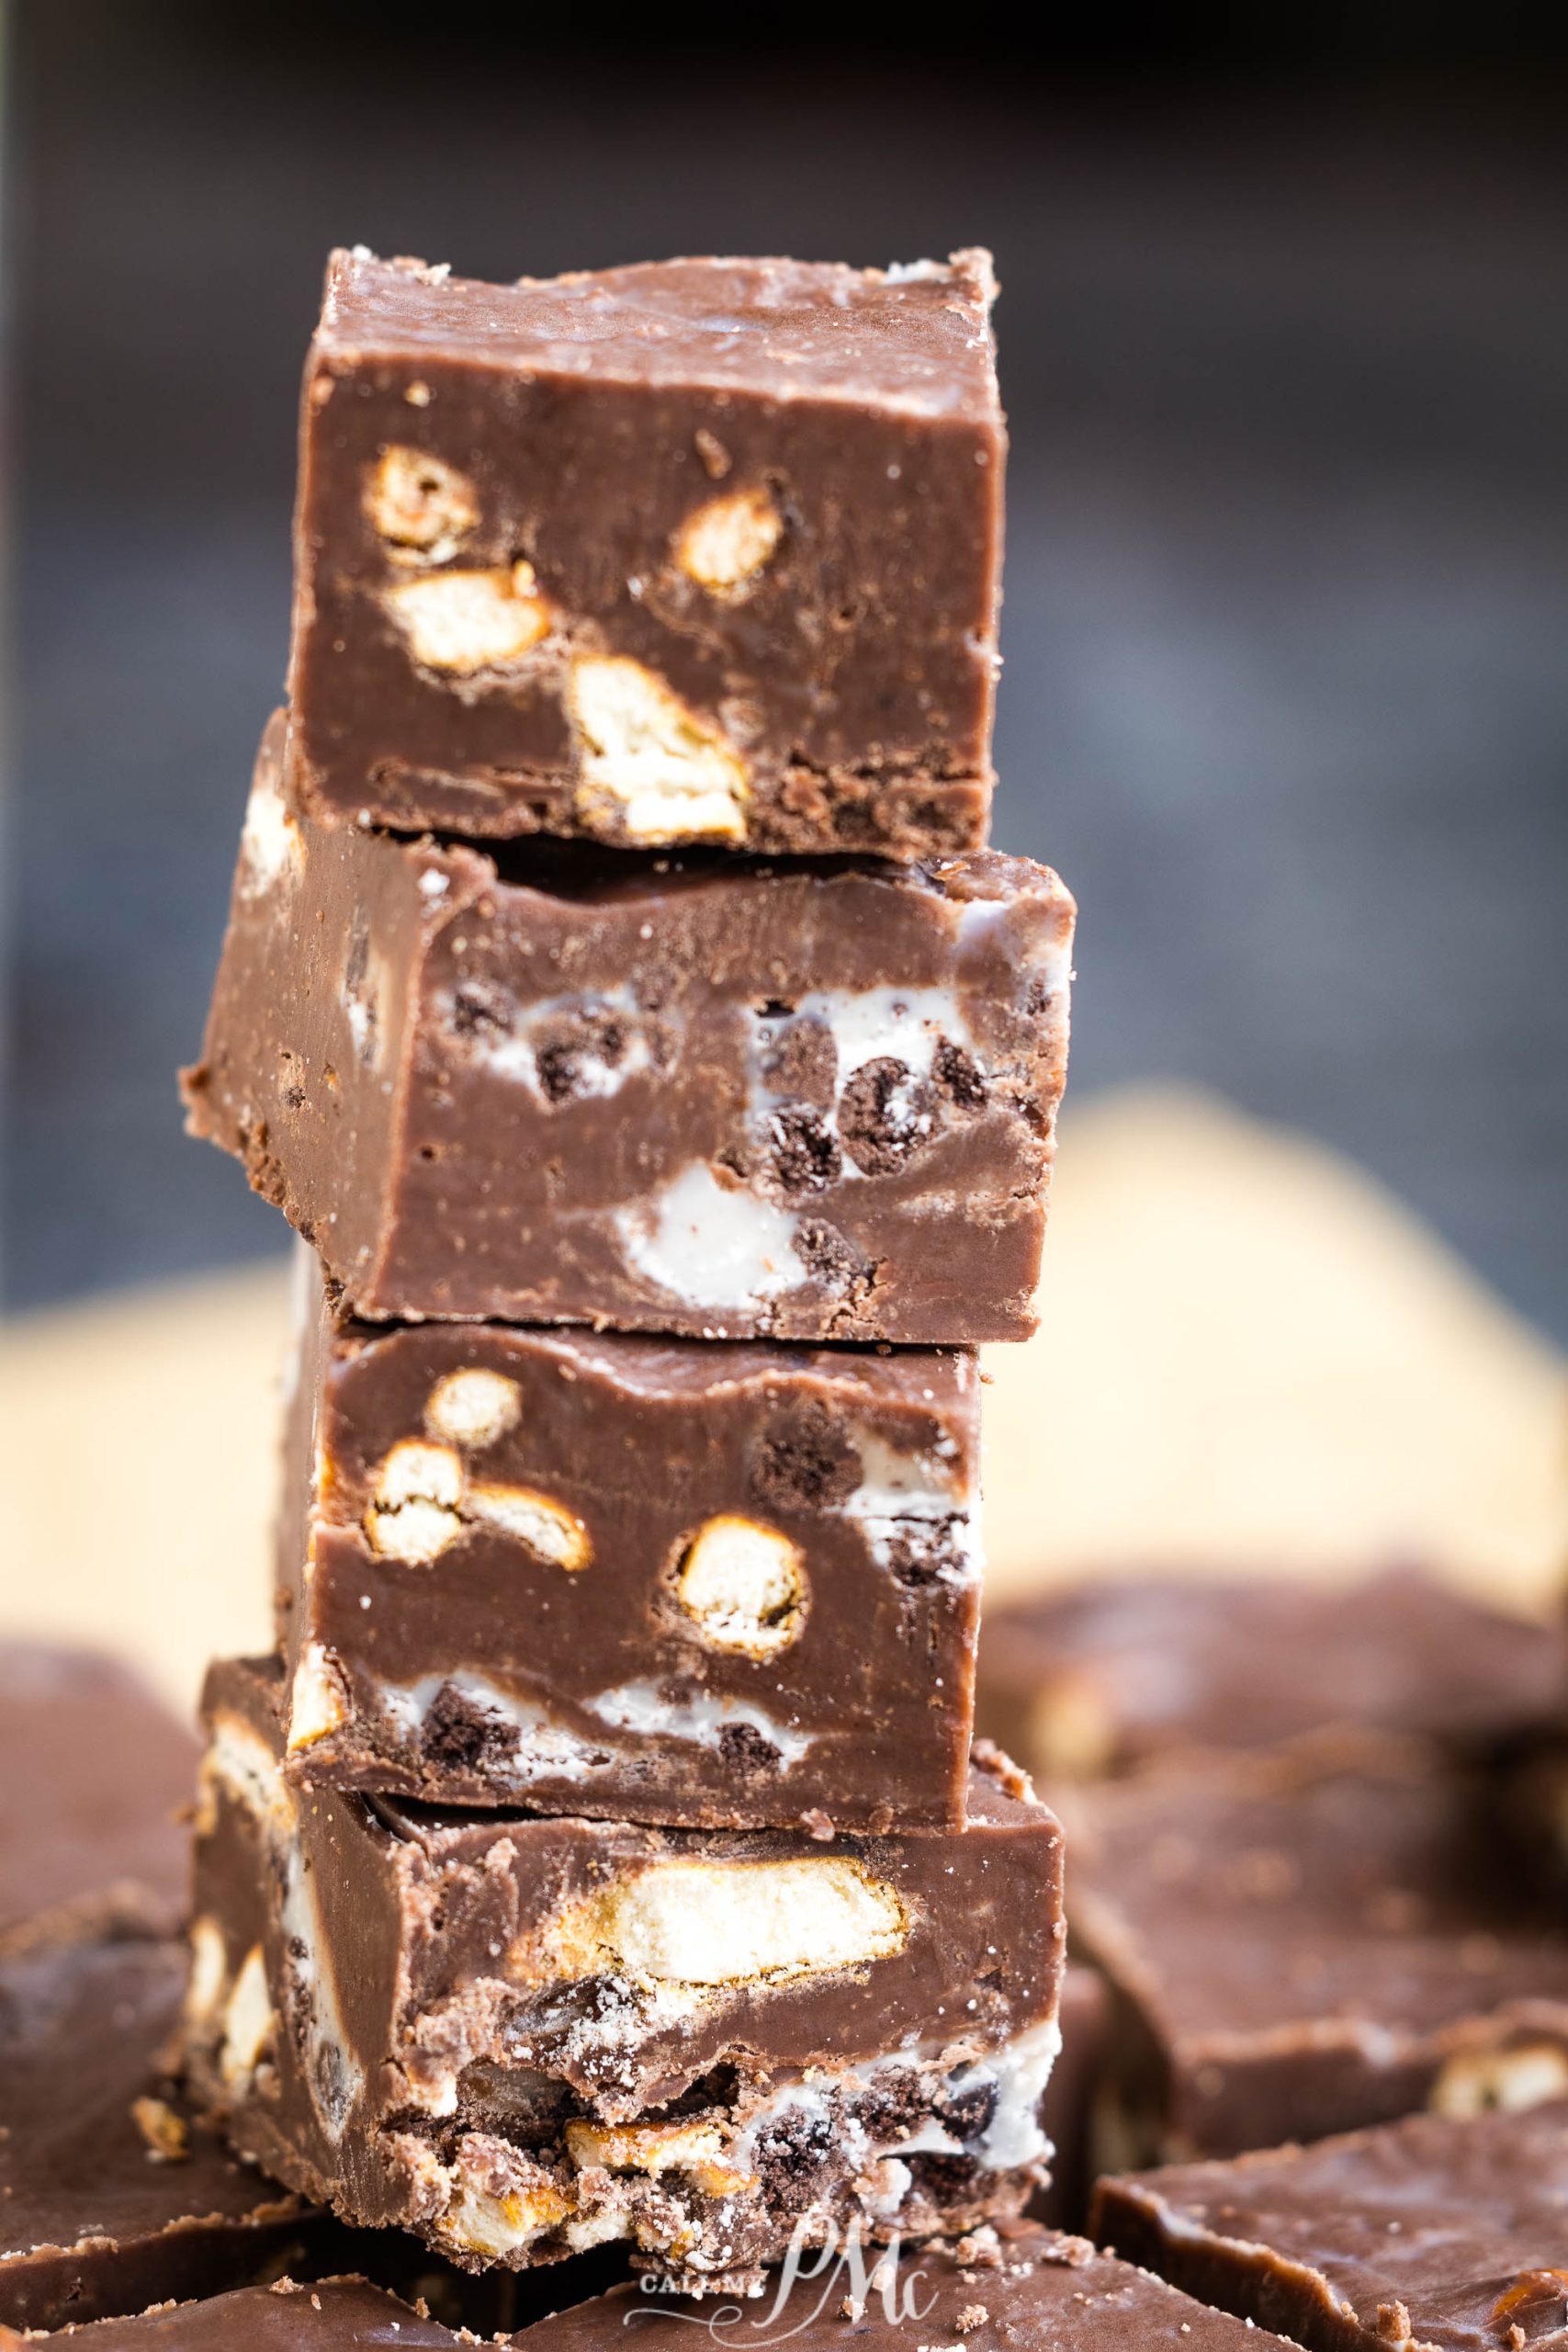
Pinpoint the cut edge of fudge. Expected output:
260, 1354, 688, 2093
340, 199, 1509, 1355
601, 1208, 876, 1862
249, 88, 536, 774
184, 1656, 1065, 2289
182, 711, 1074, 1342
289, 248, 1007, 854
271, 1284, 984, 1829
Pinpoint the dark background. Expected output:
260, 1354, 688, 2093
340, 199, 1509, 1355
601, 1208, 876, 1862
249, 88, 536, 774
6, 5, 1566, 1330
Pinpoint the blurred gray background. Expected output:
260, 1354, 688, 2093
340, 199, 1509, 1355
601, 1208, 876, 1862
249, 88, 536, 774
6, 6, 1566, 1331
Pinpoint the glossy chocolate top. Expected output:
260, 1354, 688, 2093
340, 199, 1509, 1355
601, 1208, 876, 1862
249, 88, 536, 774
1065, 1740, 1568, 2048
1099, 2102, 1568, 2352
983, 1569, 1566, 1774
0, 1935, 298, 2270
523, 2225, 1296, 2351
0, 1645, 197, 1951
0, 2275, 480, 2347
319, 247, 999, 415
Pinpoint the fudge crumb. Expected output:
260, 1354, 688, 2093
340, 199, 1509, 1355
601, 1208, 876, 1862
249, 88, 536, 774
802, 1807, 837, 1842
840, 2299, 865, 2323
1046, 2236, 1094, 2270
1374, 2306, 1414, 2346
955, 2306, 988, 2334
953, 2227, 1002, 2269
130, 2096, 189, 2163
970, 1737, 1033, 1801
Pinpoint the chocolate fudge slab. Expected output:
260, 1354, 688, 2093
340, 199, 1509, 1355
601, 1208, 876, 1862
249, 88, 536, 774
0, 1934, 331, 2332
978, 1568, 1567, 1783
182, 715, 1074, 1344
1096, 2102, 1568, 2352
0, 2275, 494, 2347
290, 248, 1003, 857
276, 1279, 979, 1828
517, 2224, 1299, 2348
186, 1657, 1066, 2290
1062, 1741, 1568, 2164
0, 1645, 197, 1954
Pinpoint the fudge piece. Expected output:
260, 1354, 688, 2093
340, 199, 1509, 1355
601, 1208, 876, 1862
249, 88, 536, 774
290, 247, 1003, 858
185, 1657, 1065, 2290
1062, 1740, 1568, 2164
182, 715, 1075, 1344
0, 2275, 496, 2347
978, 1568, 1567, 1783
1096, 2102, 1568, 2352
1031, 1962, 1110, 2232
0, 2233, 1300, 2348
0, 1645, 197, 1954
0, 1933, 331, 2331
275, 1279, 980, 1828
516, 2223, 1299, 2349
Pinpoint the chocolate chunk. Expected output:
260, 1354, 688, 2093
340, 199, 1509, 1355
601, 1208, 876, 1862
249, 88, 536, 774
446, 976, 514, 1041
186, 1657, 1066, 2291
748, 1398, 862, 1511
934, 1035, 988, 1109
791, 1216, 870, 1295
716, 1722, 782, 1776
289, 248, 1003, 857
839, 1056, 938, 1175
421, 1683, 523, 1775
182, 714, 1075, 1345
766, 1103, 841, 1193
759, 1012, 837, 1107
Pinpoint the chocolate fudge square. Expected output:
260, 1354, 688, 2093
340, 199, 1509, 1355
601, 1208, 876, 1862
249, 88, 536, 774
0, 1645, 197, 1955
185, 1657, 1065, 2290
0, 2275, 497, 2348
289, 247, 1003, 857
1096, 2102, 1568, 2352
1062, 1740, 1568, 2163
182, 714, 1074, 1343
979, 1569, 1567, 1783
518, 2223, 1300, 2351
0, 1933, 332, 2331
276, 1276, 981, 1830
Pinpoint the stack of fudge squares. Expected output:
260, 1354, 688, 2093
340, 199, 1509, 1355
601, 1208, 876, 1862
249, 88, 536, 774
175, 247, 1079, 2294
17, 247, 1568, 2352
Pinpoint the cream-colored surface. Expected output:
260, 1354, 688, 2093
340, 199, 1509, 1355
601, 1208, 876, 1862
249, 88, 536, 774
567, 654, 750, 842
2, 1084, 1563, 1722
544, 1856, 909, 1986
983, 1086, 1568, 1608
675, 487, 783, 594
675, 1513, 807, 1657
384, 563, 552, 673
